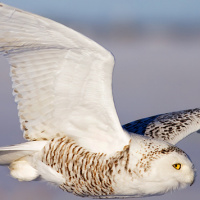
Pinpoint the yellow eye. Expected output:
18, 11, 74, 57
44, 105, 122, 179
173, 163, 181, 170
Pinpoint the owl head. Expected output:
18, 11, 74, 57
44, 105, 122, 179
128, 135, 195, 196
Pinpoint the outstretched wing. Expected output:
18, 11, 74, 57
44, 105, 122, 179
0, 4, 130, 154
123, 108, 200, 144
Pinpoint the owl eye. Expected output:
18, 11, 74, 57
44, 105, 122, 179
173, 163, 181, 170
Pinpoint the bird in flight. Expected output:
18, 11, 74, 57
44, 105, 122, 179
0, 3, 199, 198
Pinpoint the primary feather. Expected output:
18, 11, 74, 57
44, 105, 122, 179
0, 3, 129, 154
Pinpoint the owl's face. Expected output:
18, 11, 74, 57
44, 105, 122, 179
144, 151, 195, 195
128, 135, 195, 196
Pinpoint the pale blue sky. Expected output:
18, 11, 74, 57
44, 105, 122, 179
2, 0, 200, 24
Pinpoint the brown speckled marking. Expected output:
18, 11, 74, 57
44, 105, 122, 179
13, 89, 18, 93
145, 108, 200, 142
135, 141, 186, 176
123, 108, 200, 144
22, 122, 28, 131
40, 137, 131, 197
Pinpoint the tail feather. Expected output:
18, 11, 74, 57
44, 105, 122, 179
0, 141, 47, 165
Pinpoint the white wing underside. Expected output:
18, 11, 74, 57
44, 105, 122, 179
0, 4, 130, 154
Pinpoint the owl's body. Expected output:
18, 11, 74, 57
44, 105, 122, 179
40, 136, 116, 196
9, 134, 195, 198
0, 3, 199, 198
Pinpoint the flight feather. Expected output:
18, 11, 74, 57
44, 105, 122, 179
0, 3, 129, 154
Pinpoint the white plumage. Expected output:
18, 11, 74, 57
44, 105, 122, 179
0, 3, 129, 155
0, 3, 198, 198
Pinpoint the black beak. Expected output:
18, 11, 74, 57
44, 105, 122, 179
190, 179, 195, 186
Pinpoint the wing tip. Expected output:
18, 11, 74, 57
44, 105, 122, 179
0, 3, 8, 8
0, 3, 24, 13
0, 3, 4, 9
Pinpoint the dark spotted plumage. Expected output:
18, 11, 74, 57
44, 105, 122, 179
40, 137, 132, 197
122, 115, 161, 135
135, 143, 186, 175
123, 108, 200, 144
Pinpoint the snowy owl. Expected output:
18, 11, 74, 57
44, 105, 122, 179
0, 3, 198, 198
